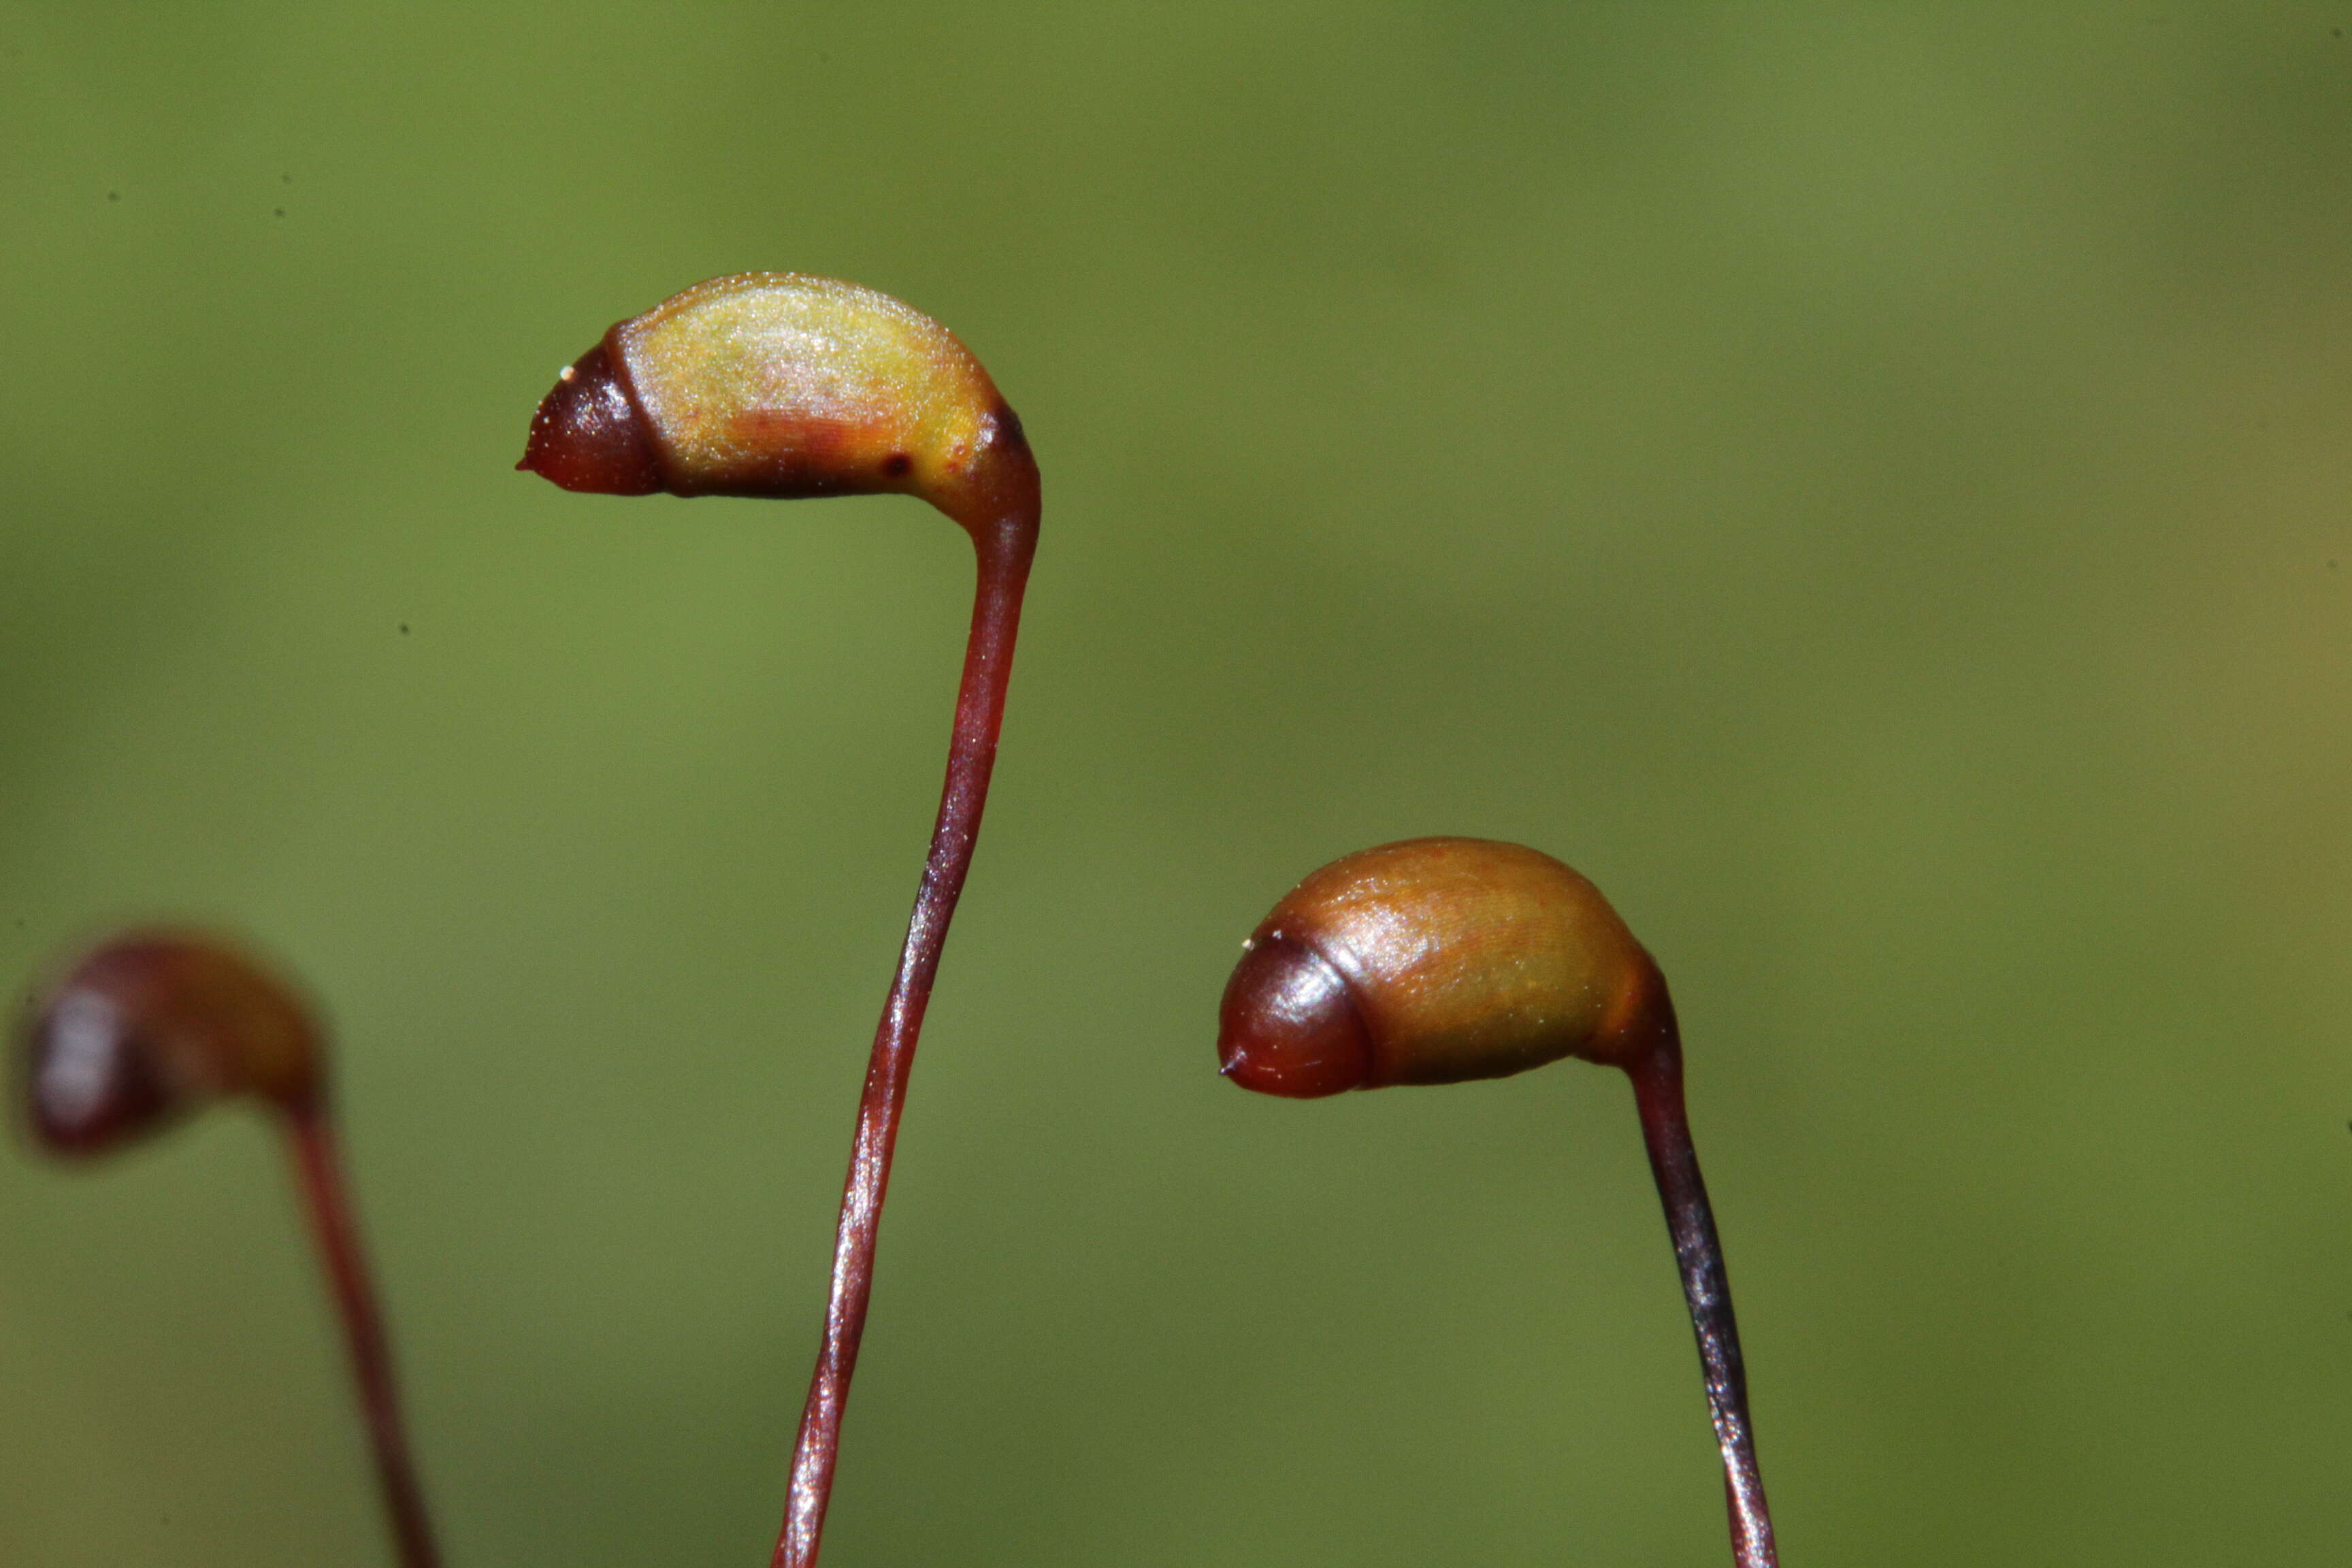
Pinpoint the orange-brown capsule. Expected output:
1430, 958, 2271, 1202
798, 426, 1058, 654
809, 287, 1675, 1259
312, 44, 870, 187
520, 272, 1034, 535
1219, 837, 1669, 1098
1215, 837, 1777, 1568
18, 932, 321, 1155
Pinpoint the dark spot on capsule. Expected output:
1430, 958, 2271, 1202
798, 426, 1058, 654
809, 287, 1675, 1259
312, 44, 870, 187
882, 453, 913, 478
987, 401, 1028, 451
106, 191, 120, 202
274, 208, 285, 218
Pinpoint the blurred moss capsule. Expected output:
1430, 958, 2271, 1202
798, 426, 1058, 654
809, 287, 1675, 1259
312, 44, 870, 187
20, 932, 321, 1155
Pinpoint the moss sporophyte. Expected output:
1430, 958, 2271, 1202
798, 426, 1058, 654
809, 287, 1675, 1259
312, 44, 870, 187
18, 276, 1777, 1568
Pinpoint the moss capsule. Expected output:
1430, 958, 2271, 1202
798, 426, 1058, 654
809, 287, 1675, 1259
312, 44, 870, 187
16, 930, 438, 1568
20, 931, 321, 1155
520, 272, 1034, 537
1218, 838, 1776, 1568
523, 272, 1041, 1568
1218, 836, 1667, 1097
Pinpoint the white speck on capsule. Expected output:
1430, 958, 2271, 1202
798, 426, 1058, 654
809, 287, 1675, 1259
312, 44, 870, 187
558, 364, 576, 382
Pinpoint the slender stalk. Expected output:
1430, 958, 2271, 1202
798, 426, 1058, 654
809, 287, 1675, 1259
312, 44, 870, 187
774, 511, 1038, 1568
282, 1104, 442, 1568
1625, 1038, 1776, 1568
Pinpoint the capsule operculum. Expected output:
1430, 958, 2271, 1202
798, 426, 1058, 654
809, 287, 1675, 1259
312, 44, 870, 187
1217, 931, 1376, 1099
518, 337, 665, 496
22, 990, 176, 1155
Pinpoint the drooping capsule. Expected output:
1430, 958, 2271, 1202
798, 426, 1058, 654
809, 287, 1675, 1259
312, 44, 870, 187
1214, 836, 1778, 1568
19, 931, 322, 1155
524, 272, 1045, 1568
16, 930, 441, 1567
1218, 836, 1669, 1098
519, 272, 1034, 534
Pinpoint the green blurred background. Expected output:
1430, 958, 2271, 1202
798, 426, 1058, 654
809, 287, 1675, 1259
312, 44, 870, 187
3, 3, 2348, 1563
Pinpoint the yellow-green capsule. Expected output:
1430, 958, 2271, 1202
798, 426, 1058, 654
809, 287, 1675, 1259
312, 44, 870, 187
519, 272, 1033, 535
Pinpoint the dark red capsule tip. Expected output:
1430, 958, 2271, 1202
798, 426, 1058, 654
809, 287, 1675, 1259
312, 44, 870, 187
1216, 934, 1375, 1098
21, 969, 175, 1155
519, 340, 665, 495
